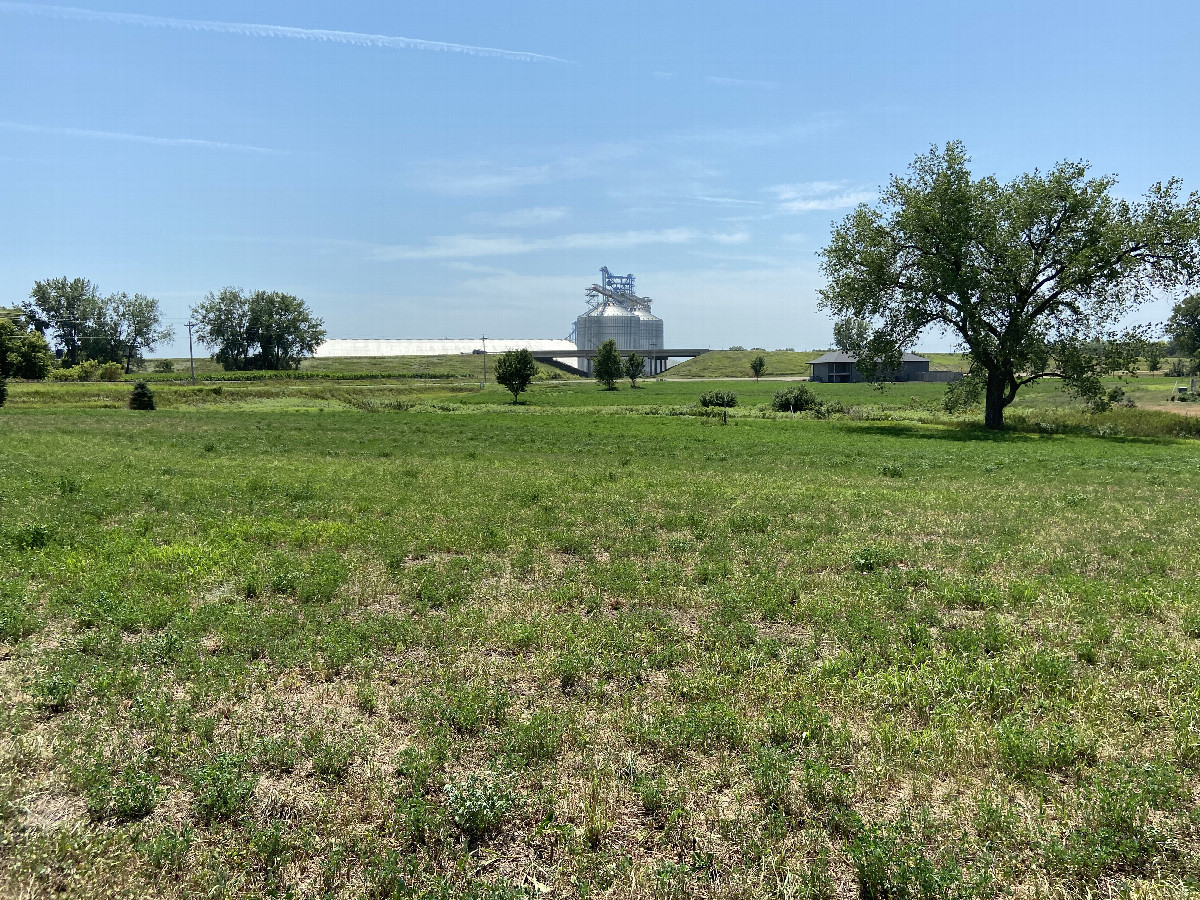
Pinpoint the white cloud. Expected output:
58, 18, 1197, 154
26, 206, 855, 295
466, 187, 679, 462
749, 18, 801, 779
0, 2, 565, 62
705, 75, 780, 90
0, 120, 278, 153
370, 228, 699, 260
711, 232, 750, 245
771, 182, 875, 212
468, 207, 570, 227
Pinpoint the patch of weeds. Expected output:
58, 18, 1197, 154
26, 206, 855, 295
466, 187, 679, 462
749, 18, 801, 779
7, 522, 53, 551
634, 774, 678, 825
251, 734, 301, 774
635, 701, 747, 754
581, 772, 610, 849
503, 709, 564, 764
32, 669, 77, 713
799, 758, 858, 835
0, 581, 37, 643
851, 545, 902, 573
1045, 760, 1186, 879
249, 821, 290, 880
440, 682, 509, 735
442, 772, 512, 843
942, 616, 1009, 657
750, 744, 794, 816
190, 753, 258, 824
139, 826, 194, 871
995, 719, 1096, 781
851, 818, 990, 899
305, 729, 356, 782
355, 681, 379, 716
879, 464, 905, 478
764, 700, 832, 749
82, 763, 161, 823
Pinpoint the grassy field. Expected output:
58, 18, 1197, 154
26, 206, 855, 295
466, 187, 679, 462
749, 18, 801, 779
2, 380, 1200, 899
664, 351, 969, 379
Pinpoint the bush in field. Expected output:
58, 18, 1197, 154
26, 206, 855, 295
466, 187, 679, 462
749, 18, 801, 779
443, 772, 511, 841
750, 355, 766, 380
493, 348, 538, 403
153, 359, 175, 373
771, 385, 819, 412
98, 361, 125, 382
699, 390, 737, 408
129, 382, 156, 410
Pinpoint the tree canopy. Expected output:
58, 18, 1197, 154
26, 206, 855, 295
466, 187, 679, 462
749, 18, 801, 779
0, 309, 53, 380
749, 355, 766, 381
819, 142, 1200, 428
494, 348, 539, 402
192, 288, 326, 371
1167, 294, 1200, 361
23, 280, 171, 371
593, 339, 623, 389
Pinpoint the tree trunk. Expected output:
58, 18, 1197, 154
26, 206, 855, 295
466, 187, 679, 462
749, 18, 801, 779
984, 370, 1008, 430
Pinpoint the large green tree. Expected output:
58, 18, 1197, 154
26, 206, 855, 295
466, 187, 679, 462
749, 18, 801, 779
494, 348, 538, 402
24, 278, 104, 366
192, 288, 326, 371
106, 293, 174, 373
819, 142, 1200, 428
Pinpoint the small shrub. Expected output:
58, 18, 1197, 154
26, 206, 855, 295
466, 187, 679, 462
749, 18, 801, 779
190, 753, 257, 823
33, 670, 76, 713
442, 772, 511, 841
772, 385, 819, 412
699, 389, 738, 408
98, 361, 125, 382
78, 359, 101, 381
879, 464, 904, 478
152, 359, 175, 373
634, 775, 676, 823
129, 381, 156, 410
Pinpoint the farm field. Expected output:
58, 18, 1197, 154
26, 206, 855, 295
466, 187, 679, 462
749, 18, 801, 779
2, 386, 1200, 899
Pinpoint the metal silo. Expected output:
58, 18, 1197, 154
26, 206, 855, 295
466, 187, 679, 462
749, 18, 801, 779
573, 268, 663, 373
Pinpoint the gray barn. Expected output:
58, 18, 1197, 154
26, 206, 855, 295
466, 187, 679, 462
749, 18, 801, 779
809, 351, 930, 383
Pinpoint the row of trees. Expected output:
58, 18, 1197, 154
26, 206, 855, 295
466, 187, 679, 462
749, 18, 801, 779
18, 278, 173, 372
3, 280, 327, 379
820, 141, 1200, 428
493, 340, 649, 402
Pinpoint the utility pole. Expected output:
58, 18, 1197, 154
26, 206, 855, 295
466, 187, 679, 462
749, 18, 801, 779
481, 335, 487, 389
186, 322, 198, 385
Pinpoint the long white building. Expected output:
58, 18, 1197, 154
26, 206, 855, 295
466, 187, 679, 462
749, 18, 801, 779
313, 338, 577, 357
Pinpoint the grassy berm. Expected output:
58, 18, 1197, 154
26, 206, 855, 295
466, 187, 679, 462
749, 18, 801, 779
2, 384, 1199, 898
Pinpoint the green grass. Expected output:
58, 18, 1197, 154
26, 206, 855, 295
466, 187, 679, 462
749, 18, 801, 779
2, 384, 1200, 897
140, 354, 575, 382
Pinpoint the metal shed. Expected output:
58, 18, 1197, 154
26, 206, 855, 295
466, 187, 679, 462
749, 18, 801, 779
809, 351, 930, 383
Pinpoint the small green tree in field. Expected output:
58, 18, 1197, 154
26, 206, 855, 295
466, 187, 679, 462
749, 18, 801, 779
494, 348, 538, 403
624, 352, 645, 388
750, 355, 766, 381
129, 382, 156, 411
593, 340, 622, 389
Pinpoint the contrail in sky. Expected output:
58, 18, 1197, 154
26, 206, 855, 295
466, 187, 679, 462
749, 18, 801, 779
0, 121, 280, 154
0, 3, 567, 62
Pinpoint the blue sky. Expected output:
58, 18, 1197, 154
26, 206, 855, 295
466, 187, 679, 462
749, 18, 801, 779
2, 0, 1198, 355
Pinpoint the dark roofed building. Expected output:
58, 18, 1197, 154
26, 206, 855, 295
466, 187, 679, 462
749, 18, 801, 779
809, 351, 930, 383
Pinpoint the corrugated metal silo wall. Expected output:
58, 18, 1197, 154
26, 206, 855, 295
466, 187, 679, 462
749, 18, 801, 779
574, 315, 664, 351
